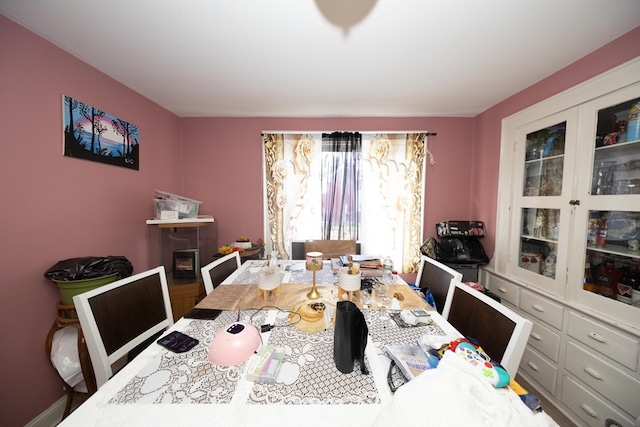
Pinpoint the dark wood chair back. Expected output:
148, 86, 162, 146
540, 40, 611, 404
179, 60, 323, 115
415, 255, 462, 313
73, 266, 173, 388
304, 240, 357, 259
201, 252, 241, 294
444, 283, 533, 376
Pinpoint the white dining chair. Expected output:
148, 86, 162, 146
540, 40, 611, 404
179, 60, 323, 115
414, 255, 463, 314
442, 282, 533, 377
201, 252, 241, 294
72, 266, 174, 388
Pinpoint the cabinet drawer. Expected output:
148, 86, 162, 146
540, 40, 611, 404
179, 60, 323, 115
520, 347, 557, 394
565, 342, 640, 417
488, 275, 519, 306
528, 321, 561, 362
519, 289, 564, 330
562, 376, 635, 427
567, 312, 640, 371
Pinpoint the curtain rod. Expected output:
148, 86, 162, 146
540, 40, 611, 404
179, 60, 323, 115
262, 131, 437, 136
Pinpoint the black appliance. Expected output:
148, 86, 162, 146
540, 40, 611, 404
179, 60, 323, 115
427, 220, 490, 282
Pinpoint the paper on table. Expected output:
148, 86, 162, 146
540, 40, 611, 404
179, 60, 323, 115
340, 255, 382, 268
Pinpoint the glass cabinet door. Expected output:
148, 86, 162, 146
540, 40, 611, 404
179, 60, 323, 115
510, 112, 576, 296
591, 97, 640, 196
519, 208, 560, 279
523, 122, 566, 197
585, 210, 640, 306
581, 96, 640, 309
518, 124, 566, 281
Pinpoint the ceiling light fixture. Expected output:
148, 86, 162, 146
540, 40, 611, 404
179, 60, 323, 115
314, 0, 378, 36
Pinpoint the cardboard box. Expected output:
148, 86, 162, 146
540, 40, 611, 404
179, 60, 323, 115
519, 252, 542, 274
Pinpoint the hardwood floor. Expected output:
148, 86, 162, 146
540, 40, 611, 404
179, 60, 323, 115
515, 374, 577, 427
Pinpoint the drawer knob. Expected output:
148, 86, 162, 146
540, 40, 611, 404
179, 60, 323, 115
532, 304, 545, 312
530, 332, 542, 341
579, 403, 597, 418
497, 287, 507, 293
526, 361, 539, 371
584, 366, 603, 381
588, 331, 606, 343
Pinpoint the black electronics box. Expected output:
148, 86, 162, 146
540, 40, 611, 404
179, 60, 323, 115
436, 220, 485, 238
173, 249, 200, 279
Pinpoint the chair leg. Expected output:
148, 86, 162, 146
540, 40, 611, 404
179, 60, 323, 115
62, 384, 74, 419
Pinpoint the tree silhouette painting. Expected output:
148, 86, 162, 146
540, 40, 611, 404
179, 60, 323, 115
63, 95, 139, 170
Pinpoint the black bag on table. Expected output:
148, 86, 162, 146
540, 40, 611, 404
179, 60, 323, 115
333, 301, 369, 374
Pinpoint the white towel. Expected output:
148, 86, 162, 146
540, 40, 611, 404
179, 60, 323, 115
372, 351, 558, 427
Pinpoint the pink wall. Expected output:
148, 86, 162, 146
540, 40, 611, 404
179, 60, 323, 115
0, 16, 183, 426
1, 11, 638, 426
182, 117, 474, 248
470, 27, 640, 259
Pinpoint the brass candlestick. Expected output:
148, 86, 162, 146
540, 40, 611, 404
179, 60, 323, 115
305, 251, 323, 299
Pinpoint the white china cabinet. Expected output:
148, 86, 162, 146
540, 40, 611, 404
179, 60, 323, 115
484, 58, 640, 427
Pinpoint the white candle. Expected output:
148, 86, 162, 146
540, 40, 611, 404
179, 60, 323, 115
305, 252, 323, 271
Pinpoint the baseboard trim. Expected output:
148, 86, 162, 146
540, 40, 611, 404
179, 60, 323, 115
25, 396, 65, 427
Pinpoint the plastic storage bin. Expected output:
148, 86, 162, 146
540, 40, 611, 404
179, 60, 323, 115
154, 190, 201, 220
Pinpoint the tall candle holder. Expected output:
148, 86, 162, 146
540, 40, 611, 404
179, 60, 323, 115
305, 251, 323, 299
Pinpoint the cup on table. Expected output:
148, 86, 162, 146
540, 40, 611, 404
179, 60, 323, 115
360, 289, 373, 308
375, 283, 391, 320
375, 283, 388, 299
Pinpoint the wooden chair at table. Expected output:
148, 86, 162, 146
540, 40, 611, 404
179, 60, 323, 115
442, 282, 533, 377
201, 252, 242, 294
73, 266, 174, 389
414, 255, 462, 314
304, 239, 357, 259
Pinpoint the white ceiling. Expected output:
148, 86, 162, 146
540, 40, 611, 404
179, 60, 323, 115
1, 0, 639, 118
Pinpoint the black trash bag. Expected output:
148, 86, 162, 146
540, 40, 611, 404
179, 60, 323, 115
334, 300, 369, 374
44, 256, 133, 281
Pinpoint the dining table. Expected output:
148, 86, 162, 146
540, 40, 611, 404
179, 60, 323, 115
59, 260, 558, 427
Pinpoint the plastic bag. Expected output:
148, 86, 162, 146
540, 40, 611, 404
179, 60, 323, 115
408, 283, 438, 311
50, 327, 87, 392
44, 256, 133, 281
422, 286, 437, 311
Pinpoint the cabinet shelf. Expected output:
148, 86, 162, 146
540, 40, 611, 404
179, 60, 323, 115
146, 216, 214, 228
594, 139, 639, 152
524, 153, 565, 165
586, 244, 640, 260
520, 234, 558, 245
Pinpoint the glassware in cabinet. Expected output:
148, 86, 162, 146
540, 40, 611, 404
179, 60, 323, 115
519, 208, 560, 279
591, 97, 640, 196
523, 122, 566, 197
583, 209, 640, 308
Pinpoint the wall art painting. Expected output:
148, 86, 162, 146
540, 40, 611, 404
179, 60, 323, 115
63, 95, 139, 170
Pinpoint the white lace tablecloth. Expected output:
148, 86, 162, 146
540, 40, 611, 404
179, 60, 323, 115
108, 309, 446, 406
58, 305, 555, 427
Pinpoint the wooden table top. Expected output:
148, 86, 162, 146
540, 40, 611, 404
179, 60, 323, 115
195, 283, 432, 312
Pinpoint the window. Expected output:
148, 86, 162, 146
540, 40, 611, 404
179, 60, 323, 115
321, 132, 362, 241
263, 132, 430, 273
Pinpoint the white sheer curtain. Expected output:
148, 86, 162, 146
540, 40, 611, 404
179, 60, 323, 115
263, 132, 428, 273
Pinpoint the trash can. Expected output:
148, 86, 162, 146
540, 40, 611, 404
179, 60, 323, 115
44, 256, 133, 305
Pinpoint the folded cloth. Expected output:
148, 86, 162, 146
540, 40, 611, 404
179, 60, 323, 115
372, 351, 558, 427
